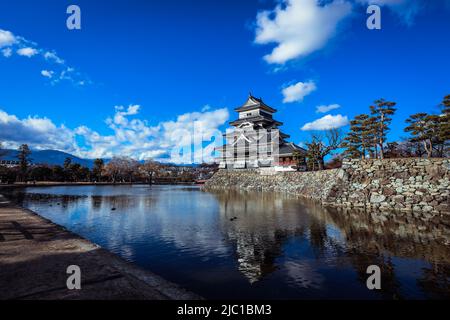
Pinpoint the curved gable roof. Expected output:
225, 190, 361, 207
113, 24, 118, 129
235, 95, 277, 113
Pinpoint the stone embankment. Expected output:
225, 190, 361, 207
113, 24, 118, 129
203, 158, 450, 215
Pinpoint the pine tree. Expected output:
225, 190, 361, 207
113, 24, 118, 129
342, 116, 363, 159
427, 114, 445, 157
404, 113, 439, 158
342, 114, 375, 159
92, 158, 104, 182
63, 157, 72, 169
305, 140, 320, 171
292, 149, 306, 171
359, 114, 377, 158
364, 116, 378, 158
63, 157, 73, 181
370, 99, 397, 159
439, 94, 450, 155
17, 144, 32, 182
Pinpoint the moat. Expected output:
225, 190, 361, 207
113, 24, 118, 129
9, 185, 450, 299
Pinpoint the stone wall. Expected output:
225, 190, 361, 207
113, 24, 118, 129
203, 158, 450, 215
333, 158, 450, 214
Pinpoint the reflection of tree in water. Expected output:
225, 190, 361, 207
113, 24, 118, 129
417, 264, 450, 299
308, 219, 329, 256
91, 196, 103, 210
212, 190, 449, 298
318, 205, 450, 299
319, 206, 450, 262
90, 195, 145, 211
13, 191, 86, 210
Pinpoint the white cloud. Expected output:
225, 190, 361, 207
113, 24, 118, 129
0, 109, 76, 151
49, 67, 88, 86
17, 47, 38, 57
0, 29, 16, 48
254, 0, 352, 64
282, 80, 317, 103
160, 108, 229, 163
316, 103, 341, 113
301, 114, 349, 130
254, 0, 432, 64
2, 47, 12, 58
41, 70, 54, 78
0, 105, 229, 164
107, 105, 141, 126
43, 51, 65, 64
0, 28, 88, 85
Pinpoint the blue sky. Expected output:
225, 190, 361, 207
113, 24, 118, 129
0, 0, 449, 162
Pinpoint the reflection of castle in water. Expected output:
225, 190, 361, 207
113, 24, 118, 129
213, 190, 311, 283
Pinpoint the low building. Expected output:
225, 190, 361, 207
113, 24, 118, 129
0, 160, 20, 168
216, 94, 306, 170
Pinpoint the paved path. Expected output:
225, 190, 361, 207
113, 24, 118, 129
0, 196, 201, 300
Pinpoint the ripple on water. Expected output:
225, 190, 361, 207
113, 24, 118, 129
14, 185, 450, 300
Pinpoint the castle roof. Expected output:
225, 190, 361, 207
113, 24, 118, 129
279, 142, 306, 156
229, 115, 282, 127
235, 95, 277, 113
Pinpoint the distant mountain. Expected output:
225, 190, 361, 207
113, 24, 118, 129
0, 149, 210, 169
0, 149, 95, 168
162, 162, 200, 168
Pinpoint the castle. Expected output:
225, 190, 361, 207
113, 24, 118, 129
217, 94, 305, 170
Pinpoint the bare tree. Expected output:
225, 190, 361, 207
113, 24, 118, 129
139, 159, 161, 185
102, 156, 138, 183
306, 129, 343, 170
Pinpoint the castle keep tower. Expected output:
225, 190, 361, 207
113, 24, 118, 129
217, 94, 305, 169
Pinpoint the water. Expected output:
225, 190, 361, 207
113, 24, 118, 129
11, 185, 450, 299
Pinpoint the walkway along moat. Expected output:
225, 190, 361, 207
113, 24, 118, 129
0, 195, 200, 300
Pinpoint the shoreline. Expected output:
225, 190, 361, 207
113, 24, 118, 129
0, 197, 202, 300
0, 181, 197, 189
204, 158, 450, 216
